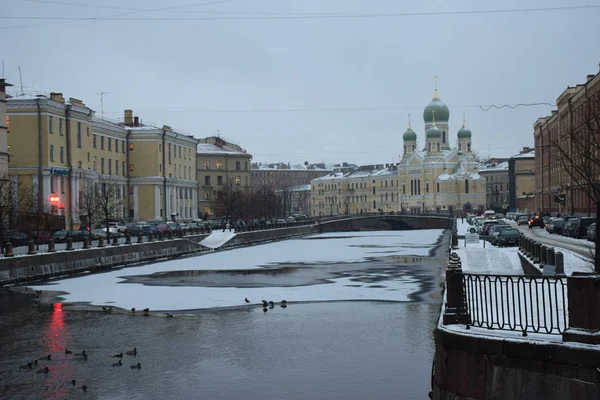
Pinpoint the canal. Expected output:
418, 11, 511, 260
0, 230, 449, 399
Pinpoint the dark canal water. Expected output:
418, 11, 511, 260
0, 232, 447, 400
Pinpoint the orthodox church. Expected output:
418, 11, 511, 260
398, 83, 486, 215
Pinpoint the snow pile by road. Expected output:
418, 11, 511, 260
200, 230, 237, 249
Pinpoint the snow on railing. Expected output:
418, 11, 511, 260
461, 274, 568, 334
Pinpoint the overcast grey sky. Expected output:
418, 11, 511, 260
2, 0, 600, 165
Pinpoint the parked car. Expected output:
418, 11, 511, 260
496, 228, 520, 246
571, 217, 595, 239
125, 223, 143, 236
587, 223, 596, 242
528, 215, 545, 229
547, 218, 565, 234
108, 222, 127, 233
52, 230, 74, 243
28, 231, 53, 245
562, 219, 578, 237
517, 215, 530, 226
4, 232, 29, 247
489, 225, 512, 245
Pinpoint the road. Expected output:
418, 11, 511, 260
515, 223, 594, 260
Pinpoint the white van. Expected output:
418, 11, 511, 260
484, 210, 496, 219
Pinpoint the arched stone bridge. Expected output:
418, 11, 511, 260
315, 214, 454, 233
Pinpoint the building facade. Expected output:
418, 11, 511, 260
478, 160, 509, 212
399, 87, 486, 214
196, 136, 252, 217
0, 79, 11, 178
310, 164, 398, 217
534, 71, 600, 215
7, 93, 199, 227
251, 162, 331, 190
508, 149, 536, 213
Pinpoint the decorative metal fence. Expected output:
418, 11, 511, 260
461, 274, 568, 334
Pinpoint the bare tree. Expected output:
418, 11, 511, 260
78, 177, 124, 238
545, 88, 600, 272
211, 180, 242, 228
0, 174, 34, 247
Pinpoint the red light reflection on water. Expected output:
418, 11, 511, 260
39, 303, 74, 399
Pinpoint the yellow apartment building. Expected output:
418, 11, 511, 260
0, 79, 11, 178
311, 165, 399, 217
7, 93, 199, 227
196, 136, 252, 217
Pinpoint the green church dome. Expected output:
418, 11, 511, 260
403, 127, 417, 141
457, 125, 472, 139
426, 124, 441, 138
423, 96, 450, 123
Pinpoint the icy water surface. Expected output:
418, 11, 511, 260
0, 230, 449, 399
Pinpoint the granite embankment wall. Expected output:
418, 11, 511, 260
0, 225, 318, 285
433, 325, 600, 399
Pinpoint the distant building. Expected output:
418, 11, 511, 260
196, 136, 252, 217
478, 160, 509, 212
277, 184, 311, 216
310, 164, 398, 217
251, 161, 331, 190
0, 79, 11, 178
534, 71, 600, 215
508, 148, 535, 213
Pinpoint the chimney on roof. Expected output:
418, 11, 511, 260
304, 161, 308, 166
124, 110, 133, 126
343, 162, 348, 167
134, 116, 139, 127
69, 97, 85, 107
50, 92, 65, 103
587, 74, 595, 82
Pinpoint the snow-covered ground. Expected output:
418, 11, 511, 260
26, 230, 445, 311
455, 219, 593, 276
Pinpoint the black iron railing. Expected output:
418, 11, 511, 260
461, 274, 568, 334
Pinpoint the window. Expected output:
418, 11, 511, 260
130, 163, 134, 171
244, 176, 248, 186
122, 141, 126, 153
436, 143, 440, 152
78, 161, 82, 169
49, 116, 54, 133
77, 125, 82, 148
373, 200, 376, 209
442, 131, 446, 143
108, 159, 112, 175
59, 119, 63, 136
87, 127, 90, 137
115, 161, 119, 175
235, 176, 241, 186
204, 176, 211, 185
60, 146, 64, 163
403, 184, 406, 194
236, 161, 241, 170
204, 161, 210, 169
159, 143, 162, 152
465, 180, 469, 193
77, 122, 81, 141
428, 143, 431, 152
467, 142, 471, 152
168, 144, 171, 164
50, 176, 55, 193
178, 146, 181, 158
93, 135, 97, 148
108, 138, 112, 152
50, 145, 54, 162
101, 136, 105, 150
122, 161, 125, 176
115, 139, 119, 153
245, 161, 248, 170
101, 158, 105, 174
204, 192, 210, 200
372, 186, 376, 195
216, 161, 223, 170
217, 176, 223, 185
437, 182, 440, 193
426, 182, 429, 193
93, 157, 97, 171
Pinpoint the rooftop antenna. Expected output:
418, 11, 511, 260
97, 92, 110, 119
217, 129, 220, 138
18, 65, 23, 95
